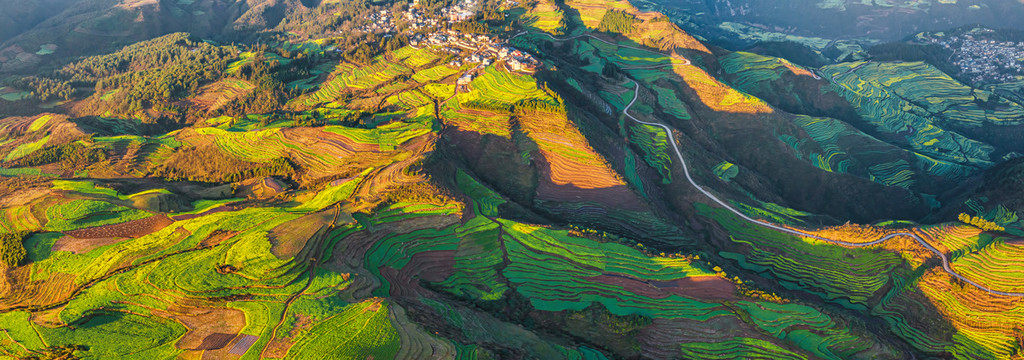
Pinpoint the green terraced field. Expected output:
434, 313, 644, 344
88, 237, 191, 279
3, 135, 50, 162
305, 60, 411, 105
700, 204, 904, 308
4, 4, 1024, 359
392, 46, 442, 68
411, 64, 459, 83
713, 161, 738, 182
287, 300, 400, 359
44, 199, 152, 232
457, 65, 555, 107
822, 62, 1023, 174
630, 123, 673, 183
952, 239, 1024, 293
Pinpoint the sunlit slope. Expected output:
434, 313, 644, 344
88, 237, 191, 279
3, 0, 1024, 358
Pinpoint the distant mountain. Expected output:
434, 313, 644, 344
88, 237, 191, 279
0, 0, 319, 73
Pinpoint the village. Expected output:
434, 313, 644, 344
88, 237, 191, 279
925, 28, 1024, 85
357, 0, 541, 85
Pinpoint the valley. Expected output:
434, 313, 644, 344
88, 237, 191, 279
0, 0, 1023, 359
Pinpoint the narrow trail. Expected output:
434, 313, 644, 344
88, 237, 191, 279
621, 80, 1024, 297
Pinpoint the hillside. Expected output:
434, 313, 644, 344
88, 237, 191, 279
1, 0, 1024, 359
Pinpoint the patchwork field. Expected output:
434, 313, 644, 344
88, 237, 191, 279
821, 61, 1024, 178
2, 0, 1024, 358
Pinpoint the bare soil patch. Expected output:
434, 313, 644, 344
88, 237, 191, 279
63, 215, 173, 240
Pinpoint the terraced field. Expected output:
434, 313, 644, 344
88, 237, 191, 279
391, 46, 441, 68
519, 110, 625, 190
4, 1, 1024, 358
457, 65, 554, 107
440, 100, 512, 137
190, 78, 255, 112
669, 64, 772, 114
174, 120, 431, 181
917, 269, 1024, 359
629, 123, 673, 183
286, 300, 399, 359
720, 52, 818, 91
952, 240, 1024, 293
701, 204, 904, 309
518, 0, 566, 34
821, 61, 1024, 178
411, 64, 459, 83
304, 59, 411, 106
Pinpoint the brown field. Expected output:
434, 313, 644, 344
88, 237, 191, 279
349, 135, 435, 208
589, 274, 735, 300
637, 316, 758, 360
781, 61, 817, 78
517, 110, 646, 210
0, 269, 77, 311
268, 210, 334, 258
380, 250, 456, 298
160, 304, 247, 352
518, 111, 624, 190
63, 215, 173, 240
189, 78, 255, 112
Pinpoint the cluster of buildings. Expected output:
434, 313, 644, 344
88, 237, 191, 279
357, 10, 398, 33
352, 0, 541, 84
440, 0, 480, 22
402, 7, 442, 30
357, 0, 477, 34
926, 29, 1024, 85
411, 30, 539, 72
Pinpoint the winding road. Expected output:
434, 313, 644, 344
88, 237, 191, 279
511, 30, 1022, 297
621, 80, 1024, 297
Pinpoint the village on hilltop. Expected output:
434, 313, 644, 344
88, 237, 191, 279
355, 0, 540, 84
922, 28, 1024, 85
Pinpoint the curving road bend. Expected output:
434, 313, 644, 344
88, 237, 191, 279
511, 29, 1022, 297
622, 80, 1024, 297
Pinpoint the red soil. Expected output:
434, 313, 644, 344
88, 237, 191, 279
63, 215, 174, 240
588, 273, 736, 301
381, 250, 456, 299
166, 305, 247, 351
533, 155, 646, 211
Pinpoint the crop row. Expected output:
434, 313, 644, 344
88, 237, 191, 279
305, 60, 411, 105
699, 204, 902, 307
629, 123, 673, 183
398, 47, 441, 68
679, 337, 808, 360
822, 61, 1006, 177
651, 85, 691, 120
458, 65, 552, 107
440, 101, 512, 137
951, 240, 1024, 293
287, 300, 400, 359
44, 199, 151, 232
737, 301, 883, 359
917, 270, 1024, 359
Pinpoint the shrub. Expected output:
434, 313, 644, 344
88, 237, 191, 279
958, 213, 1005, 232
0, 232, 27, 268
598, 10, 636, 35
